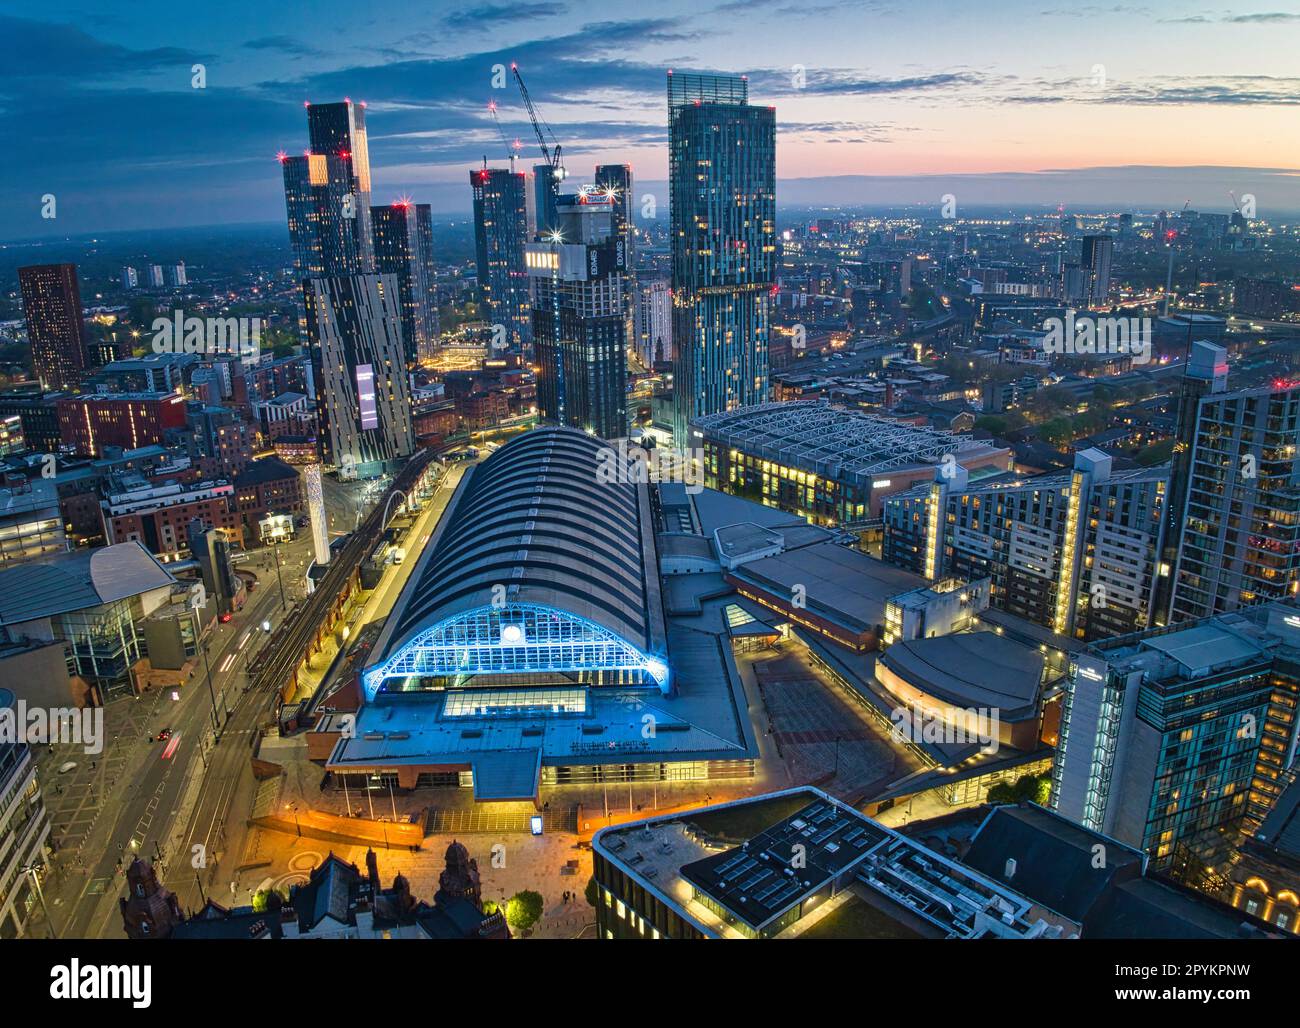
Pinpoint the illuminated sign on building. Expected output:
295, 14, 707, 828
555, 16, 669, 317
356, 363, 378, 430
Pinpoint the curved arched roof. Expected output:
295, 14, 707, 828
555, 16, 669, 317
380, 428, 662, 661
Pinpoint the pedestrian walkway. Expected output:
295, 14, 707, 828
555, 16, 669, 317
426, 806, 576, 835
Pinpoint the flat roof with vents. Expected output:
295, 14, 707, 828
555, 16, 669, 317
680, 798, 891, 933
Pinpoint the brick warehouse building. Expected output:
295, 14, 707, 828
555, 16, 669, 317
234, 456, 304, 542
58, 393, 188, 457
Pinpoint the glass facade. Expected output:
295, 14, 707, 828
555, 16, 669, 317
1172, 385, 1300, 621
668, 73, 776, 443
372, 203, 435, 369
471, 167, 531, 348
0, 742, 50, 940
55, 598, 145, 699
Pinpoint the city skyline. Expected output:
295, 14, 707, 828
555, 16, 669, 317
4, 0, 1300, 970
5, 1, 1300, 237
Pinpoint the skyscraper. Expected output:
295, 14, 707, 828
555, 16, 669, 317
306, 100, 374, 272
1081, 234, 1113, 306
527, 194, 628, 439
303, 273, 414, 475
471, 165, 531, 349
1153, 341, 1229, 623
533, 164, 561, 240
415, 203, 440, 353
668, 72, 776, 443
282, 151, 363, 276
595, 164, 636, 357
372, 201, 436, 368
1169, 374, 1300, 622
1051, 601, 1300, 869
635, 278, 673, 365
18, 263, 88, 391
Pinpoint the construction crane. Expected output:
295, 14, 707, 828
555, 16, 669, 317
511, 62, 566, 182
486, 98, 523, 171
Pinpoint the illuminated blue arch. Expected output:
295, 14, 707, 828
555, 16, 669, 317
362, 602, 670, 700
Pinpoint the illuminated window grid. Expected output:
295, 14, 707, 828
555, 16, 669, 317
443, 687, 587, 718
363, 602, 666, 699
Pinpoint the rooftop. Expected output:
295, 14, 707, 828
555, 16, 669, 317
692, 400, 1007, 486
729, 539, 925, 634
595, 787, 1073, 939
878, 631, 1044, 720
0, 541, 175, 625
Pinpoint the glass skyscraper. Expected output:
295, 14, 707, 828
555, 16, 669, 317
1170, 377, 1300, 621
527, 195, 628, 439
668, 72, 776, 444
595, 164, 636, 358
306, 100, 374, 272
372, 202, 436, 368
471, 166, 531, 349
282, 100, 375, 279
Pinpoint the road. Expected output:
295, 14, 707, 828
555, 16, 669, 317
53, 552, 299, 938
46, 460, 435, 936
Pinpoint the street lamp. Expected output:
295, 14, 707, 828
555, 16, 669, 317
199, 638, 222, 736
21, 864, 59, 939
270, 539, 288, 611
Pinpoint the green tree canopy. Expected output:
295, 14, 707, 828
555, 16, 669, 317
506, 889, 545, 933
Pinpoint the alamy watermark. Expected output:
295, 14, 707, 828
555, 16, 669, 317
0, 701, 104, 754
1042, 313, 1151, 365
596, 440, 704, 494
890, 703, 1000, 753
151, 310, 261, 359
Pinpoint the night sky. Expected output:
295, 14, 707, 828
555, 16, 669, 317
4, 1, 1300, 237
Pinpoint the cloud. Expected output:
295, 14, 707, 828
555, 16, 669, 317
1161, 10, 1300, 24
1002, 74, 1300, 106
0, 14, 209, 79
762, 69, 985, 97
443, 3, 569, 31
243, 36, 325, 58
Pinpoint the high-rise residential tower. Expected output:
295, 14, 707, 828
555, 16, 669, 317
281, 151, 360, 277
372, 201, 436, 368
415, 203, 440, 353
1169, 374, 1300, 622
303, 273, 414, 476
471, 165, 531, 349
1051, 601, 1300, 870
635, 278, 673, 366
306, 100, 374, 272
668, 72, 776, 443
1081, 234, 1113, 306
533, 164, 561, 240
1153, 341, 1230, 623
18, 263, 88, 391
527, 194, 628, 439
595, 164, 636, 358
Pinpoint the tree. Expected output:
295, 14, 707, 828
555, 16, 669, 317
251, 887, 287, 912
506, 889, 544, 933
974, 415, 1009, 437
1026, 385, 1078, 421
584, 876, 600, 908
1037, 417, 1074, 447
1136, 439, 1176, 466
987, 772, 1051, 806
482, 899, 500, 916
